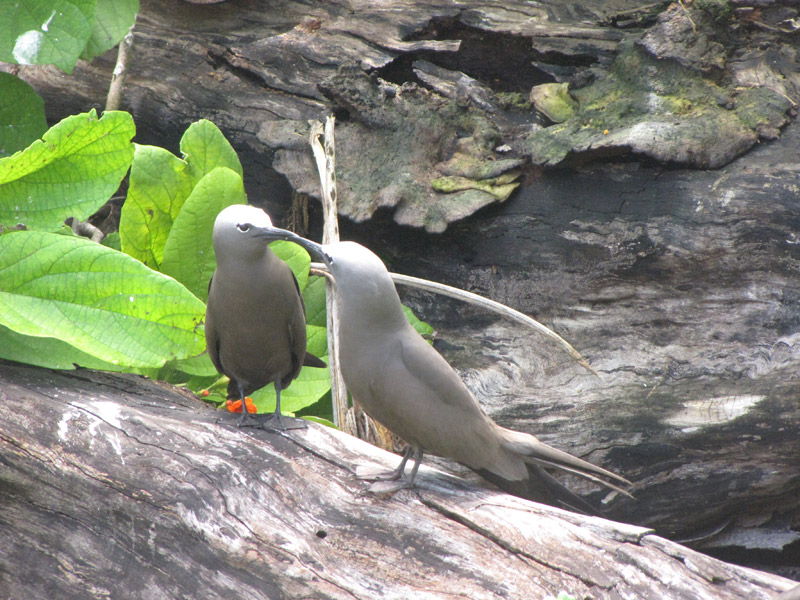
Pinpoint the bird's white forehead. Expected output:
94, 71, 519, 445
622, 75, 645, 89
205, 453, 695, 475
214, 204, 273, 230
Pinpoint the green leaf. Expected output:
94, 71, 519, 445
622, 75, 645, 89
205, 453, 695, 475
0, 0, 97, 73
0, 109, 135, 231
403, 305, 434, 338
295, 391, 334, 422
160, 167, 246, 300
271, 240, 311, 291
120, 120, 240, 268
155, 352, 219, 390
302, 276, 327, 327
0, 73, 47, 158
119, 145, 194, 267
101, 231, 121, 250
81, 0, 138, 61
301, 415, 337, 428
0, 322, 127, 371
305, 324, 327, 359
180, 119, 243, 181
0, 230, 206, 368
249, 362, 331, 415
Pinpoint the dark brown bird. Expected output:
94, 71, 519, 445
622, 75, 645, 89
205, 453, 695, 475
205, 204, 324, 429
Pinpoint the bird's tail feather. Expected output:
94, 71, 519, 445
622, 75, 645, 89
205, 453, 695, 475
499, 427, 633, 498
477, 464, 602, 515
303, 352, 327, 368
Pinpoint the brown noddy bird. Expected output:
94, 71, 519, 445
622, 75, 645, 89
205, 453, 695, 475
242, 224, 631, 513
205, 204, 325, 429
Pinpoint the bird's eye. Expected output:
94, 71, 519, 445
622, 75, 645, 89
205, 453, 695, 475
237, 223, 251, 233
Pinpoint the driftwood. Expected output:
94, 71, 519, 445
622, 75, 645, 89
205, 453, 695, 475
3, 0, 800, 576
0, 360, 796, 599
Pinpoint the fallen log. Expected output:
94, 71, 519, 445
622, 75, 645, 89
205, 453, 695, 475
0, 361, 795, 599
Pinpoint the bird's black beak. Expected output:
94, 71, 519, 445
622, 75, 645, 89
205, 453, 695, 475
250, 224, 333, 265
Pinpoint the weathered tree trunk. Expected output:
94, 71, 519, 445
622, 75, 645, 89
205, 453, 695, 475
3, 0, 800, 577
0, 360, 796, 599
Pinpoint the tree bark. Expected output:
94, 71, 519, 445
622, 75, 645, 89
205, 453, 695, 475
0, 360, 796, 599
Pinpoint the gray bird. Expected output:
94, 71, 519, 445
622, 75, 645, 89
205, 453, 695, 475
242, 221, 631, 513
205, 204, 324, 429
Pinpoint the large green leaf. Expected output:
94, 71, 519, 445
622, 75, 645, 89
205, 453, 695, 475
81, 0, 138, 61
120, 120, 241, 268
0, 230, 206, 368
305, 323, 327, 359
0, 109, 134, 230
119, 145, 194, 267
0, 73, 47, 158
0, 322, 126, 371
0, 0, 97, 73
160, 167, 246, 300
302, 276, 327, 327
271, 240, 311, 291
181, 119, 243, 181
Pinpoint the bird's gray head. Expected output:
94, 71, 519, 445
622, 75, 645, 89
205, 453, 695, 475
320, 241, 390, 285
243, 224, 406, 326
317, 241, 406, 326
212, 204, 276, 262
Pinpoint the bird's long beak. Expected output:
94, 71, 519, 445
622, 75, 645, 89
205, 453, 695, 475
250, 224, 332, 265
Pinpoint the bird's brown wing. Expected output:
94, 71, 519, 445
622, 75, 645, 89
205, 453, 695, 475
204, 274, 224, 376
287, 265, 326, 368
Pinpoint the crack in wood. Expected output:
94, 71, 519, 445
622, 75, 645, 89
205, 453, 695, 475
416, 495, 614, 592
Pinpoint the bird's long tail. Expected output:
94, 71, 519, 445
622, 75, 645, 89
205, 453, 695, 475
484, 428, 633, 514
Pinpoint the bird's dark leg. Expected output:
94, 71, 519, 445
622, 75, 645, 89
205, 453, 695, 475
403, 446, 424, 488
236, 381, 261, 428
258, 379, 307, 431
363, 445, 424, 494
368, 445, 414, 482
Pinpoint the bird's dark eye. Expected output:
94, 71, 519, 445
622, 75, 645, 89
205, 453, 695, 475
237, 223, 251, 233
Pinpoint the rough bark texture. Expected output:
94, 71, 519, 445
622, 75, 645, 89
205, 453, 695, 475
5, 1, 798, 230
0, 361, 796, 599
2, 0, 800, 580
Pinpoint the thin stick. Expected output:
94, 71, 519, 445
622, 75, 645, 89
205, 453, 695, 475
311, 263, 598, 376
309, 118, 350, 430
105, 19, 136, 112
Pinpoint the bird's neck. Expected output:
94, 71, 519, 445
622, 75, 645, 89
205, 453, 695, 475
337, 284, 408, 333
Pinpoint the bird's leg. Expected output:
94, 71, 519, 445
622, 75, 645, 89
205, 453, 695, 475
236, 381, 261, 428
404, 446, 424, 487
364, 445, 424, 494
358, 445, 414, 482
258, 379, 308, 431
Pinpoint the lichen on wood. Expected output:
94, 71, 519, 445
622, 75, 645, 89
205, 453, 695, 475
524, 4, 797, 168
274, 66, 523, 232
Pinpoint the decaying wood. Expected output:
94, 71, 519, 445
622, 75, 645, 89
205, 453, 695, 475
0, 361, 795, 599
6, 0, 798, 231
309, 118, 349, 432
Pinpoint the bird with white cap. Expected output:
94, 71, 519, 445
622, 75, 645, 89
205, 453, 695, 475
205, 204, 325, 429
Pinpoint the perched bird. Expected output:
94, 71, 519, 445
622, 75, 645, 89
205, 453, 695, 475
241, 220, 631, 513
205, 204, 324, 429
